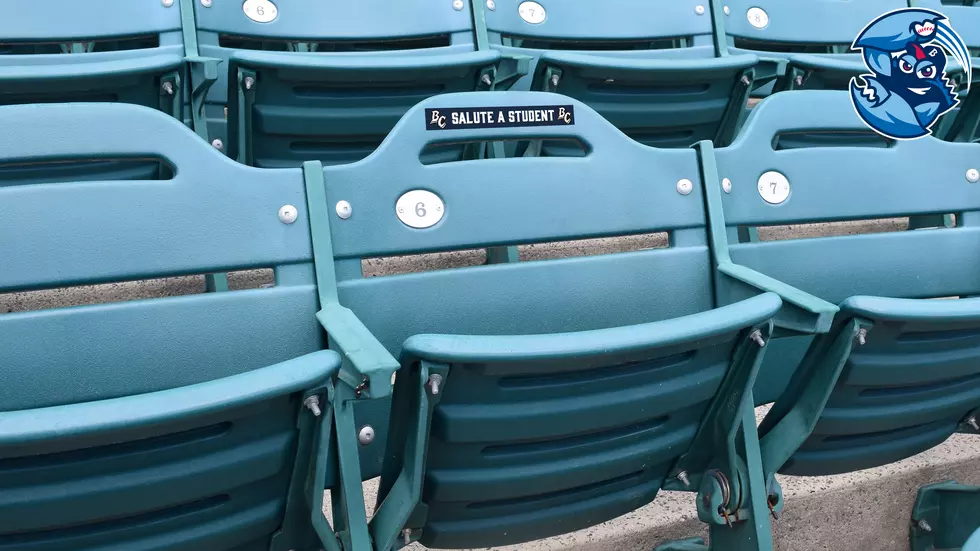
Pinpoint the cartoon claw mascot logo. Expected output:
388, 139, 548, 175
850, 8, 972, 140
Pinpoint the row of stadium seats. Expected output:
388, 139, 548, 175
2, 0, 978, 175
1, 90, 979, 550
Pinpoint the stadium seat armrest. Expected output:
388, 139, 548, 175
719, 261, 838, 333
317, 303, 400, 399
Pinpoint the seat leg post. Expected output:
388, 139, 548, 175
332, 380, 374, 551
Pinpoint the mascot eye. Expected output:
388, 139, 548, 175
899, 59, 915, 73
917, 65, 937, 79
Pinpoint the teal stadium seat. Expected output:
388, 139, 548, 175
0, 0, 207, 184
716, 0, 908, 94
0, 102, 362, 551
191, 0, 526, 167
481, 0, 757, 149
912, 0, 980, 142
703, 90, 980, 481
301, 91, 795, 550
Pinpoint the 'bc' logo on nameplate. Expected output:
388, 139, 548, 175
424, 105, 575, 131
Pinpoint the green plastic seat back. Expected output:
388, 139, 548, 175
194, 0, 496, 166
714, 90, 980, 475
0, 103, 336, 550
322, 92, 780, 547
0, 0, 188, 183
485, 0, 757, 148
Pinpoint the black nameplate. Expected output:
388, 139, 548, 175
425, 105, 575, 131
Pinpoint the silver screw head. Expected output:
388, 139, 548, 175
676, 178, 694, 195
428, 373, 443, 395
402, 529, 412, 545
481, 73, 493, 86
967, 168, 979, 182
453, 0, 464, 9
161, 81, 174, 95
278, 204, 298, 224
162, 0, 174, 7
695, 5, 705, 15
918, 519, 932, 532
968, 416, 979, 431
750, 329, 766, 347
486, 0, 496, 9
722, 178, 732, 193
724, 5, 730, 15
857, 327, 867, 346
243, 76, 255, 90
358, 425, 376, 445
200, 0, 212, 7
550, 74, 560, 87
336, 200, 352, 219
211, 138, 223, 151
303, 395, 322, 417
676, 471, 690, 487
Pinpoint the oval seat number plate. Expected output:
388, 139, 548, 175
396, 190, 444, 229
243, 0, 278, 23
518, 1, 546, 24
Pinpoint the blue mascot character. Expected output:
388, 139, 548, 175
850, 8, 972, 139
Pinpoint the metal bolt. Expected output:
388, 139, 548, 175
795, 75, 804, 87
918, 519, 932, 532
967, 168, 980, 183
162, 0, 174, 7
722, 178, 732, 193
676, 178, 693, 195
211, 138, 223, 151
550, 74, 560, 88
481, 74, 493, 86
750, 330, 766, 347
161, 81, 174, 95
304, 395, 322, 417
724, 5, 731, 15
857, 328, 867, 346
278, 204, 298, 224
243, 76, 255, 91
336, 200, 352, 220
695, 5, 705, 15
486, 0, 496, 9
453, 0, 464, 10
740, 75, 751, 86
402, 529, 412, 545
968, 416, 979, 431
428, 374, 443, 395
391, 371, 397, 386
676, 471, 690, 487
200, 0, 212, 7
358, 425, 376, 445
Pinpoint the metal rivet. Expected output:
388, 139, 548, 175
724, 5, 730, 15
162, 0, 174, 6
750, 330, 766, 347
161, 81, 174, 95
200, 0, 212, 7
550, 74, 560, 87
857, 328, 867, 346
243, 76, 255, 90
676, 471, 690, 487
968, 416, 979, 431
486, 0, 496, 9
967, 168, 979, 182
358, 425, 376, 445
211, 138, 223, 151
278, 204, 298, 224
722, 178, 732, 193
695, 5, 705, 15
336, 200, 352, 219
918, 519, 932, 532
481, 74, 492, 86
428, 374, 443, 395
453, 0, 464, 10
303, 395, 321, 417
676, 178, 693, 195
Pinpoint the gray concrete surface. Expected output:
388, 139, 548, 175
6, 217, 972, 550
